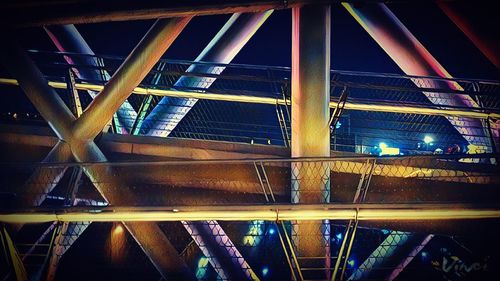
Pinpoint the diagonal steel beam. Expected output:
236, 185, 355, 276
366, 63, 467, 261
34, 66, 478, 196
73, 17, 191, 141
1, 0, 319, 27
183, 221, 259, 280
341, 4, 492, 278
45, 24, 137, 134
18, 140, 72, 207
138, 12, 271, 280
437, 1, 499, 69
1, 24, 196, 280
343, 3, 492, 153
141, 11, 273, 137
0, 36, 75, 141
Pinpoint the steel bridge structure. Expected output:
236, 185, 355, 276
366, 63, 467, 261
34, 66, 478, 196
0, 1, 499, 281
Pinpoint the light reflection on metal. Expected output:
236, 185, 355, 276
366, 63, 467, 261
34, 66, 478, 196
46, 222, 90, 281
72, 17, 192, 140
438, 1, 499, 68
3, 206, 499, 223
44, 25, 132, 133
291, 4, 331, 279
142, 11, 273, 137
2, 77, 498, 120
343, 3, 492, 153
243, 220, 265, 246
183, 221, 260, 280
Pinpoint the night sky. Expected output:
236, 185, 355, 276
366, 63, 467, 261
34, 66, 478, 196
11, 2, 499, 79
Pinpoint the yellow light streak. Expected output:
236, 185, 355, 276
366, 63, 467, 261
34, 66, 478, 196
0, 78, 498, 120
1, 207, 499, 223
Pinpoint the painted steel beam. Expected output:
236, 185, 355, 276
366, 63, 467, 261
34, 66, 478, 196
17, 140, 72, 207
72, 17, 191, 140
125, 222, 196, 280
2, 205, 500, 223
0, 0, 324, 27
291, 4, 331, 279
3, 77, 498, 120
45, 24, 137, 133
183, 221, 259, 280
341, 5, 494, 278
141, 11, 272, 137
343, 3, 492, 153
0, 38, 75, 141
137, 12, 272, 281
1, 33, 196, 281
386, 234, 434, 281
46, 222, 90, 281
438, 1, 499, 68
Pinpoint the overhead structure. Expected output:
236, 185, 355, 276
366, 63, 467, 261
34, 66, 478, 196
0, 2, 499, 280
45, 24, 137, 134
0, 0, 324, 27
343, 3, 496, 153
291, 4, 331, 280
0, 17, 196, 281
141, 11, 273, 137
438, 1, 499, 68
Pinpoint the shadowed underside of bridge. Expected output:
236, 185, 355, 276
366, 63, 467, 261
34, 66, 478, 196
1, 1, 500, 281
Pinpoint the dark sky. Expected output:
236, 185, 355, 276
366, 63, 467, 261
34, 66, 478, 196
12, 2, 498, 80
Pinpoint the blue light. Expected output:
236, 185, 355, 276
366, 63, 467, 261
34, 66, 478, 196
269, 228, 275, 235
335, 121, 342, 129
336, 233, 342, 240
347, 259, 356, 267
262, 266, 269, 277
423, 135, 434, 144
381, 229, 390, 235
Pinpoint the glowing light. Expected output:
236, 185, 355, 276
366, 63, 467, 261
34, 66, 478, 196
423, 135, 434, 144
348, 259, 356, 267
113, 224, 124, 235
110, 223, 125, 264
379, 143, 400, 156
243, 220, 264, 246
262, 266, 269, 277
268, 228, 275, 235
421, 251, 428, 258
336, 233, 343, 240
336, 121, 342, 129
196, 256, 209, 279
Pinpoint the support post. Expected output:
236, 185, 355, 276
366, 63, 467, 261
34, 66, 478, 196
291, 4, 331, 280
1, 28, 196, 280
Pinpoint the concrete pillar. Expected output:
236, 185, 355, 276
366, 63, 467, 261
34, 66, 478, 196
291, 4, 331, 279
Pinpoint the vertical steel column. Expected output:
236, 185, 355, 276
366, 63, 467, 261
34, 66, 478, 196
291, 4, 331, 280
343, 3, 491, 153
141, 11, 272, 137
